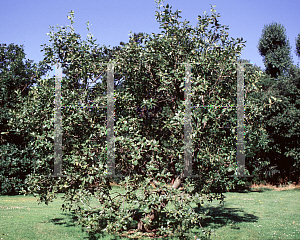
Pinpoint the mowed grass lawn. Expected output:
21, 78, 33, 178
0, 184, 299, 240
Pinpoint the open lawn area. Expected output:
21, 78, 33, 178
0, 184, 299, 240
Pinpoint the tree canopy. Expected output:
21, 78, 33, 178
258, 22, 293, 78
3, 1, 297, 238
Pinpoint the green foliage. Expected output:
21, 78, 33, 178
232, 60, 270, 184
256, 22, 300, 183
296, 33, 300, 58
245, 63, 300, 183
0, 43, 50, 195
261, 67, 300, 181
8, 2, 265, 239
1, 2, 299, 238
0, 143, 34, 195
258, 22, 293, 78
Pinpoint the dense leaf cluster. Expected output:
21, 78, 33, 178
254, 22, 300, 184
258, 22, 293, 78
0, 43, 50, 195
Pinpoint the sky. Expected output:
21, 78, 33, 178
1, 0, 300, 89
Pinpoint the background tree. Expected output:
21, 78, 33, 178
262, 70, 300, 183
0, 43, 49, 145
0, 43, 50, 195
258, 22, 293, 79
296, 33, 300, 58
256, 23, 300, 183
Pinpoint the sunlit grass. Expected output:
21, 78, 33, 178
200, 184, 300, 240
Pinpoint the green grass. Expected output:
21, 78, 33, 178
0, 185, 300, 240
0, 194, 91, 240
200, 187, 300, 240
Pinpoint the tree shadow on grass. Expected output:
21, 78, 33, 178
229, 186, 275, 193
199, 205, 259, 230
49, 212, 78, 227
88, 232, 130, 240
49, 212, 129, 240
248, 188, 274, 193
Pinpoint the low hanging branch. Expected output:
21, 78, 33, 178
129, 171, 186, 232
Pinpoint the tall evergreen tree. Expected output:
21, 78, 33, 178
258, 22, 293, 78
296, 33, 300, 58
